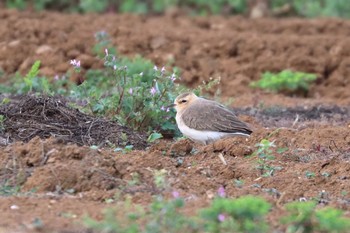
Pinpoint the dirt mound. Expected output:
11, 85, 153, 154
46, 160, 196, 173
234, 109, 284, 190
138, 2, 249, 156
0, 95, 147, 149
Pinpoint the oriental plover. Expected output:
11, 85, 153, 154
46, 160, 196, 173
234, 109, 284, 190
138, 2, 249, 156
170, 92, 252, 145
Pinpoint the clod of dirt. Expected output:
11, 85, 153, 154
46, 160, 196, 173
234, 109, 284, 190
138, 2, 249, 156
202, 136, 254, 157
0, 95, 147, 149
168, 139, 193, 157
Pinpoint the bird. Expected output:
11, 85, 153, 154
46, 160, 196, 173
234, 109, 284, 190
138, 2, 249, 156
169, 92, 252, 145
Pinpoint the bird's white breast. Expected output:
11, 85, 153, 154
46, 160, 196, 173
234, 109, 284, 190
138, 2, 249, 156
176, 113, 248, 144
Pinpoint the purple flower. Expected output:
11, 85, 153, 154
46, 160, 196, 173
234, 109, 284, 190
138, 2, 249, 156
150, 86, 157, 96
172, 191, 180, 199
105, 48, 108, 56
170, 73, 176, 82
160, 106, 170, 112
54, 75, 60, 81
129, 88, 133, 95
218, 186, 226, 198
70, 59, 81, 68
218, 214, 226, 222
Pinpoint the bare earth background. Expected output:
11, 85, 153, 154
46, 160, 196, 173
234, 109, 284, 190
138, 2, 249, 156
0, 9, 350, 232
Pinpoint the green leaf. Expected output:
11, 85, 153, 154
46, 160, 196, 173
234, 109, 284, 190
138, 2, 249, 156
147, 132, 163, 143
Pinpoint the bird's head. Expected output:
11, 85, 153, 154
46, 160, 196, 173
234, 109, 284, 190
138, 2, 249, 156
170, 92, 198, 112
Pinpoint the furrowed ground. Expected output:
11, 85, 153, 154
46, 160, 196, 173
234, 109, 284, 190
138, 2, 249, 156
0, 9, 349, 232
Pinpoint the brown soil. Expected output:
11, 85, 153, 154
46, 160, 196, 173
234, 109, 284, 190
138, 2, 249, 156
0, 9, 350, 232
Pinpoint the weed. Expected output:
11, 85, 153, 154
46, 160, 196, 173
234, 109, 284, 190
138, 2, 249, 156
127, 172, 141, 186
282, 201, 317, 233
114, 145, 134, 154
0, 183, 21, 196
201, 195, 271, 233
0, 114, 5, 132
250, 70, 317, 95
152, 169, 168, 190
21, 60, 49, 94
316, 207, 350, 232
305, 171, 315, 179
253, 139, 283, 177
233, 179, 244, 188
282, 201, 350, 233
321, 172, 331, 178
84, 194, 197, 233
147, 132, 163, 143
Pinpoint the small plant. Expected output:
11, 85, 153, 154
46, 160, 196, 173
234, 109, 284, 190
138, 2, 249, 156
250, 70, 317, 95
152, 169, 168, 189
22, 60, 44, 93
282, 201, 317, 233
316, 207, 350, 232
201, 195, 271, 233
305, 171, 315, 179
114, 145, 134, 154
0, 115, 5, 132
84, 194, 197, 233
233, 179, 244, 188
253, 139, 282, 177
321, 172, 331, 178
147, 132, 163, 143
282, 201, 350, 233
0, 183, 21, 196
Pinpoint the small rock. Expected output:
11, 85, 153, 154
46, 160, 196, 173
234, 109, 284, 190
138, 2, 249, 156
150, 36, 167, 50
19, 57, 33, 72
39, 67, 55, 77
36, 45, 53, 54
67, 49, 80, 58
56, 62, 70, 73
10, 205, 19, 210
8, 40, 20, 47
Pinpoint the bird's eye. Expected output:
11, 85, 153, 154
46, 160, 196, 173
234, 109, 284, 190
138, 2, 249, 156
181, 100, 187, 103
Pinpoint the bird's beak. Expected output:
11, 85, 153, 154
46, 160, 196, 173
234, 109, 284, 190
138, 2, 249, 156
166, 103, 176, 108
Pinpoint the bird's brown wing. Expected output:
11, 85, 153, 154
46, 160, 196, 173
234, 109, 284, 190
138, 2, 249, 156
181, 99, 252, 135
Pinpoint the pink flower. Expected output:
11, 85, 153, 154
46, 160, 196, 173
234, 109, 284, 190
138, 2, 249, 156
150, 87, 157, 96
70, 59, 81, 68
153, 65, 158, 71
160, 106, 170, 112
172, 191, 180, 198
129, 88, 133, 95
161, 66, 165, 73
105, 48, 108, 56
218, 214, 226, 222
170, 73, 176, 82
218, 186, 226, 198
